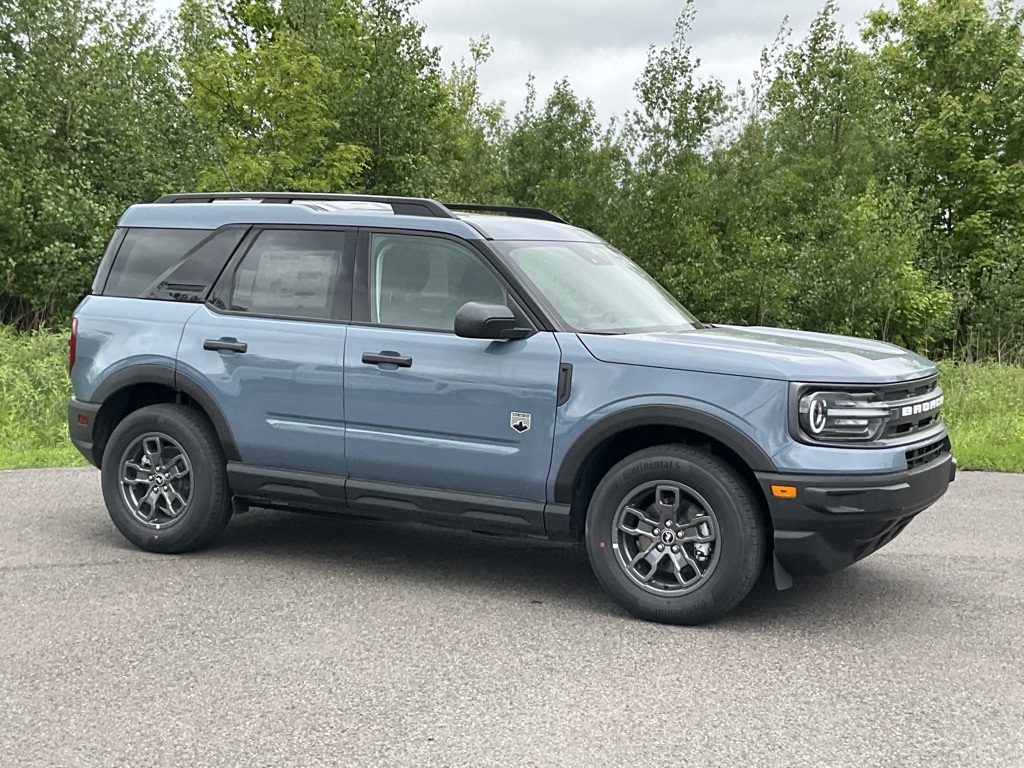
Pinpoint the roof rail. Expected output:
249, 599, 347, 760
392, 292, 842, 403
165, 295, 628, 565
443, 203, 568, 224
153, 192, 457, 219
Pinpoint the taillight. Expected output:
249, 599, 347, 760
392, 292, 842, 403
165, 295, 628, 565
68, 317, 78, 374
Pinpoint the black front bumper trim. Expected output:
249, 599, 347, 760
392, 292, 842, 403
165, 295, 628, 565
756, 452, 955, 582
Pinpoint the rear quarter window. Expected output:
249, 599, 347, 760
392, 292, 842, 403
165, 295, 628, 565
102, 227, 247, 301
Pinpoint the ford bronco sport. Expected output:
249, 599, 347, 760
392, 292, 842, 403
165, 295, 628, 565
67, 192, 956, 624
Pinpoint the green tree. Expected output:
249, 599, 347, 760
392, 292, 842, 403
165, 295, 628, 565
504, 77, 626, 234
0, 0, 198, 327
865, 0, 1024, 356
178, 0, 368, 191
707, 2, 951, 345
614, 2, 727, 316
431, 36, 508, 203
338, 0, 450, 195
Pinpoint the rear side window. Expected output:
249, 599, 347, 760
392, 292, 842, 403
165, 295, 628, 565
103, 227, 246, 301
228, 229, 352, 321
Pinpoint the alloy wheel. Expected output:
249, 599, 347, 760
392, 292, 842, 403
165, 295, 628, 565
611, 481, 721, 595
118, 432, 194, 530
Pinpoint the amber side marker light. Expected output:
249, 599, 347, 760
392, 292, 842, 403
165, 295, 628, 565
771, 485, 798, 499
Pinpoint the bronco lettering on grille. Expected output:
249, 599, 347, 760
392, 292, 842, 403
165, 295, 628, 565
901, 394, 943, 418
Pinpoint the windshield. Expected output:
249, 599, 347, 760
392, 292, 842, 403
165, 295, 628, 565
496, 240, 702, 334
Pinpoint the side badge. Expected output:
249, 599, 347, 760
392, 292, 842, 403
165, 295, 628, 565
510, 412, 532, 434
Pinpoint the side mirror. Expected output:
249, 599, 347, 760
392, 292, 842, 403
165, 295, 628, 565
454, 302, 531, 340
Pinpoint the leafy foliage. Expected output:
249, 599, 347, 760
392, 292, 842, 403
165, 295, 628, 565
505, 77, 626, 235
180, 0, 369, 191
0, 0, 200, 325
865, 0, 1024, 357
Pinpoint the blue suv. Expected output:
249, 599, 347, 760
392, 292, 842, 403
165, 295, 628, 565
67, 192, 956, 624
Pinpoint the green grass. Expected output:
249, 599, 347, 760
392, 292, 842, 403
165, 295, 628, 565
938, 360, 1024, 472
0, 328, 1021, 472
0, 326, 87, 469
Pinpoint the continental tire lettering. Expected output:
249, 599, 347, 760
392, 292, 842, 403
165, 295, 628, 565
623, 460, 682, 481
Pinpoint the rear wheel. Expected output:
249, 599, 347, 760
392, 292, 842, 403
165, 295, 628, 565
585, 444, 766, 625
101, 404, 232, 553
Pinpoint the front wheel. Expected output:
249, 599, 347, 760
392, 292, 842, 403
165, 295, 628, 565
100, 404, 232, 554
585, 445, 766, 625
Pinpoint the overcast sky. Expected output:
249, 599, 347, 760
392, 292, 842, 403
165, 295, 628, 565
415, 0, 891, 121
153, 0, 893, 121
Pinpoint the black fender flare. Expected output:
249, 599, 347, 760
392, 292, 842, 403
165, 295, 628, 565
90, 364, 242, 463
552, 405, 778, 505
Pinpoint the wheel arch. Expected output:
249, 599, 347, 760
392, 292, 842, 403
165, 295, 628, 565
90, 365, 240, 468
554, 406, 777, 539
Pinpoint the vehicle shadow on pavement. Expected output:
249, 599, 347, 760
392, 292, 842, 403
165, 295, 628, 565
211, 507, 605, 607
170, 507, 924, 628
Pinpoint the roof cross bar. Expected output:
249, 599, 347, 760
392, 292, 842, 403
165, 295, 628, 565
153, 192, 457, 219
443, 203, 568, 224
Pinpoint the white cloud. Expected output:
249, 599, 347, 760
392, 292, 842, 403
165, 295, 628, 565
152, 0, 893, 122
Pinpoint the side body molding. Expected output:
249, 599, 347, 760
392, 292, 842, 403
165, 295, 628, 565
552, 405, 778, 505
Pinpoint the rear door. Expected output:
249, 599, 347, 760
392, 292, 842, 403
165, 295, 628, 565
177, 226, 354, 476
342, 230, 562, 532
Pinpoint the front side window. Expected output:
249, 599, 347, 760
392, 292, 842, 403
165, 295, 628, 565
496, 240, 702, 334
230, 229, 351, 320
367, 233, 508, 331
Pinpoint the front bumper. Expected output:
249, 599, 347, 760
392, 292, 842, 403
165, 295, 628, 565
755, 450, 956, 584
68, 397, 101, 467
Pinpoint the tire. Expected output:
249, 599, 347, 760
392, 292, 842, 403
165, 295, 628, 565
100, 403, 232, 554
585, 444, 766, 625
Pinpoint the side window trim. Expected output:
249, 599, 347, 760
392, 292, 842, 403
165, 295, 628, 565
206, 224, 356, 324
93, 228, 127, 295
351, 228, 537, 334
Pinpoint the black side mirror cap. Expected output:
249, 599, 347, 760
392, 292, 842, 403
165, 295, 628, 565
454, 301, 531, 340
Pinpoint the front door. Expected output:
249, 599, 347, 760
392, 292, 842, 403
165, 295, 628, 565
177, 226, 354, 476
343, 231, 561, 531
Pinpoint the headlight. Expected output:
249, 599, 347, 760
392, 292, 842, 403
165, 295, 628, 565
797, 391, 891, 442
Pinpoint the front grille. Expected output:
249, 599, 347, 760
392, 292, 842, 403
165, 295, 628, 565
877, 375, 943, 440
905, 437, 949, 470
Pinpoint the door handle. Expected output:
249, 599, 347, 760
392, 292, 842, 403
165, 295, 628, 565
362, 351, 412, 368
203, 338, 248, 353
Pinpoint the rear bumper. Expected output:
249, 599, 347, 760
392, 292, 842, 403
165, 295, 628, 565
755, 450, 956, 581
68, 398, 101, 467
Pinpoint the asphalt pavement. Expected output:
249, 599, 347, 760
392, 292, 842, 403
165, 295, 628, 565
1, 467, 1021, 767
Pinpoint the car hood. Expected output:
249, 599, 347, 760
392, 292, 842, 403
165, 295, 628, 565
578, 325, 938, 384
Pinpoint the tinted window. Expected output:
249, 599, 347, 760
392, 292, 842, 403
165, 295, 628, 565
230, 229, 351, 320
104, 228, 211, 298
368, 233, 507, 331
149, 227, 248, 302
